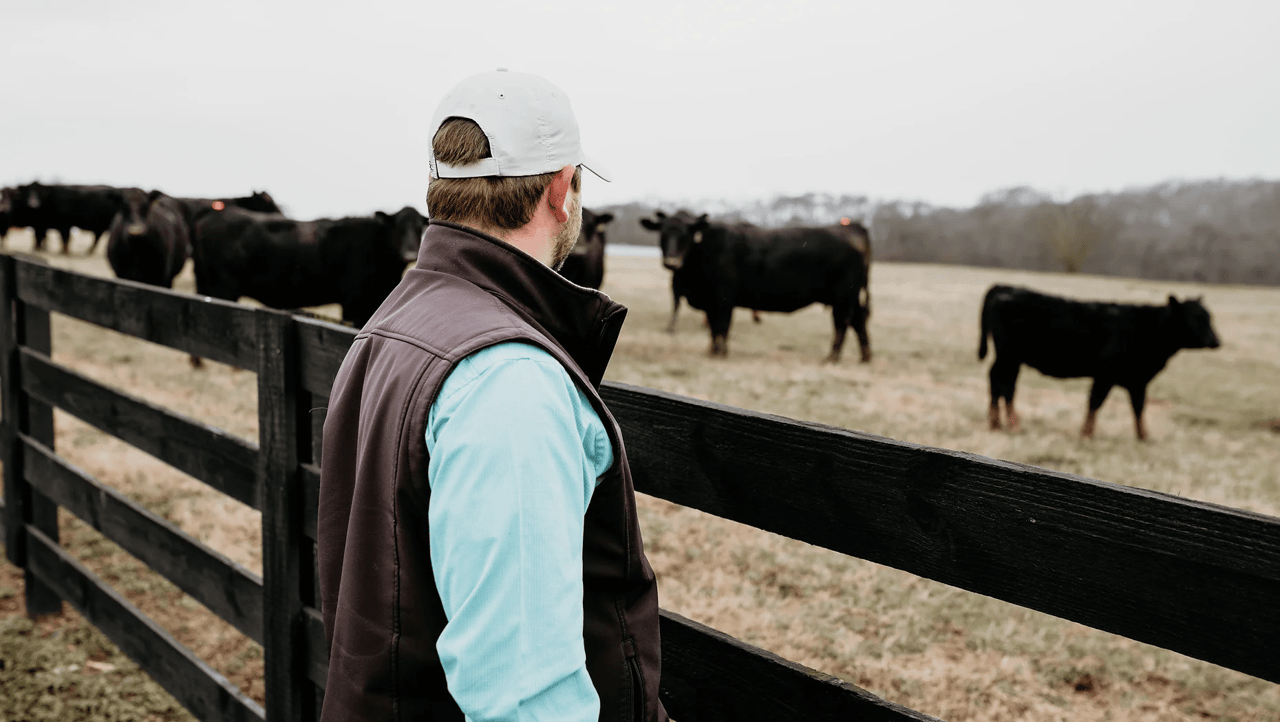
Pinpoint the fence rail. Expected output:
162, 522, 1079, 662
2, 252, 1278, 722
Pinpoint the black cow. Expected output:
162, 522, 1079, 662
177, 191, 281, 232
652, 212, 765, 333
11, 182, 133, 254
557, 208, 613, 289
978, 284, 1221, 440
106, 189, 190, 289
640, 211, 872, 361
192, 205, 425, 328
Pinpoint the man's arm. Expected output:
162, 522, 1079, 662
425, 342, 612, 722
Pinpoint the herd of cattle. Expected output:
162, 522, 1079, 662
0, 182, 1222, 440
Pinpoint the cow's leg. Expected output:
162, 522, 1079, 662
1082, 379, 1113, 439
850, 301, 871, 363
59, 227, 73, 254
1126, 384, 1149, 441
752, 310, 762, 324
32, 226, 49, 252
86, 230, 104, 255
707, 307, 733, 357
825, 303, 850, 363
988, 359, 1020, 430
666, 294, 680, 334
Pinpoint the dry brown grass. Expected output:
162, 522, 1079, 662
1, 228, 1278, 720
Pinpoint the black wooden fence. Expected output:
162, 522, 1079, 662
1, 251, 1278, 722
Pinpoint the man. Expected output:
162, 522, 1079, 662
318, 70, 668, 722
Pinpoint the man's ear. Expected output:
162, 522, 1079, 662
546, 165, 575, 223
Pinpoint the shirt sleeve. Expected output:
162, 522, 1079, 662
425, 342, 613, 722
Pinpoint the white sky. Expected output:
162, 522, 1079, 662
4, 0, 1278, 219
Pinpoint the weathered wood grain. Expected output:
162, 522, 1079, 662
258, 309, 308, 722
300, 463, 320, 542
2, 253, 63, 615
296, 317, 354, 398
303, 606, 328, 691
2, 255, 24, 565
22, 434, 264, 643
601, 381, 1280, 684
25, 526, 265, 722
19, 347, 260, 509
14, 259, 258, 369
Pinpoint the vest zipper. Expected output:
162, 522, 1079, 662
623, 637, 645, 722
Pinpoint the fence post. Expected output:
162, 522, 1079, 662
1, 254, 62, 617
258, 307, 305, 722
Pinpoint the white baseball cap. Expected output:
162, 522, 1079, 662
428, 69, 610, 182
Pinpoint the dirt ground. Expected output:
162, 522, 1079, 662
1, 229, 1278, 721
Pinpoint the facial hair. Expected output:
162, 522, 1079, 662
549, 190, 583, 271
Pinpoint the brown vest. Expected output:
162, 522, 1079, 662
318, 220, 667, 722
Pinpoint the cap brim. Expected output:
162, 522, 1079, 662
581, 154, 611, 183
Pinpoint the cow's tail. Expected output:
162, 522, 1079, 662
978, 285, 1000, 360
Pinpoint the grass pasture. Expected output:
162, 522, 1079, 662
2, 228, 1279, 721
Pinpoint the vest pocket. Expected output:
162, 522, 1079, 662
622, 637, 645, 722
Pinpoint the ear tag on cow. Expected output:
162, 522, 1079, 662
693, 231, 703, 244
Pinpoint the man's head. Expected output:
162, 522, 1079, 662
426, 70, 607, 269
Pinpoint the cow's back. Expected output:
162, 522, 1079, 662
727, 226, 867, 312
986, 288, 1153, 379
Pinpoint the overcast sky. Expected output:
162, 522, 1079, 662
4, 0, 1278, 220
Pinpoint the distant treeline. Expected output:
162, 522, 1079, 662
603, 179, 1280, 286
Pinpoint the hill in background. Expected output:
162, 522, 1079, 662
600, 178, 1280, 286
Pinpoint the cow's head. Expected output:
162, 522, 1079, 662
21, 182, 44, 210
1168, 296, 1221, 350
639, 210, 709, 270
114, 189, 164, 238
377, 206, 426, 263
571, 208, 614, 257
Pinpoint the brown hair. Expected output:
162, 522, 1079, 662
427, 118, 581, 231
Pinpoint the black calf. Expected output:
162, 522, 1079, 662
978, 284, 1221, 440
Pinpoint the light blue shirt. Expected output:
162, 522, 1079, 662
425, 341, 614, 722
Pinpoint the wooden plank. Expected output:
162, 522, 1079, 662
20, 347, 260, 510
658, 609, 940, 721
302, 606, 328, 690
2, 255, 24, 566
1, 254, 63, 615
308, 394, 326, 469
300, 463, 320, 542
22, 434, 264, 644
14, 259, 258, 369
21, 300, 62, 616
298, 606, 936, 720
257, 309, 305, 722
295, 317, 355, 398
600, 381, 1280, 684
25, 526, 265, 722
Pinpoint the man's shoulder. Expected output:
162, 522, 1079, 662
438, 341, 568, 404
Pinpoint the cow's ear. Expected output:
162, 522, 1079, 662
640, 218, 660, 230
693, 213, 709, 230
147, 189, 164, 204
595, 213, 614, 225
1168, 295, 1180, 306
375, 210, 391, 223
654, 210, 667, 220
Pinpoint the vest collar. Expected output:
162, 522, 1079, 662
415, 220, 627, 388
